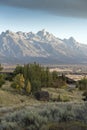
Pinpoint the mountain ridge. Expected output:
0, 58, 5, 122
0, 30, 87, 64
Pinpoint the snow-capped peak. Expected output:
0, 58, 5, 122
36, 29, 57, 42
37, 29, 48, 37
68, 37, 76, 43
0, 30, 87, 64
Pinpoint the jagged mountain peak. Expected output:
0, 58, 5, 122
63, 36, 79, 46
36, 29, 57, 42
37, 29, 49, 37
68, 37, 76, 43
6, 30, 12, 33
0, 30, 87, 64
17, 31, 24, 35
1, 30, 14, 36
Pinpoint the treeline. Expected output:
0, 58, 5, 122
76, 78, 87, 100
11, 63, 66, 94
0, 64, 5, 87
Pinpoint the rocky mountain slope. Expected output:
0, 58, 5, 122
0, 29, 87, 64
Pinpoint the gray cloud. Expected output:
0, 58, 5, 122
0, 0, 87, 18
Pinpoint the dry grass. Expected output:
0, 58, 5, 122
0, 81, 84, 109
42, 87, 83, 102
0, 81, 40, 107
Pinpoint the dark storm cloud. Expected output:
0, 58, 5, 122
0, 0, 87, 18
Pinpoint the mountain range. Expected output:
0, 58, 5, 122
0, 29, 87, 64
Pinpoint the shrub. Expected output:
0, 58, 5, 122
0, 102, 87, 130
34, 91, 49, 101
77, 78, 87, 90
25, 79, 31, 94
11, 74, 25, 91
0, 74, 5, 87
82, 91, 87, 101
83, 91, 87, 96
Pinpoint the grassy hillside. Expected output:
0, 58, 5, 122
0, 81, 84, 107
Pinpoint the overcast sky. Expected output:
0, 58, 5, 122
0, 0, 87, 44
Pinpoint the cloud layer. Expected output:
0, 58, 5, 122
0, 0, 87, 18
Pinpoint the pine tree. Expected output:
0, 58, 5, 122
13, 65, 23, 76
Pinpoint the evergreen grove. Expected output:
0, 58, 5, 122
11, 63, 66, 94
